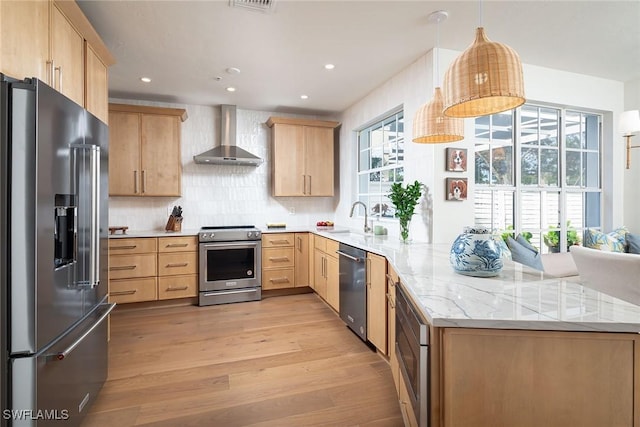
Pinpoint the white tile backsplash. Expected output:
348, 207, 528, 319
108, 99, 338, 231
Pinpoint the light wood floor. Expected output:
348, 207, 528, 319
83, 293, 403, 426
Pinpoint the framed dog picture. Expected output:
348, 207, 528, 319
446, 178, 468, 201
446, 147, 467, 172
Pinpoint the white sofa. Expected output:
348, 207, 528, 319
570, 246, 640, 305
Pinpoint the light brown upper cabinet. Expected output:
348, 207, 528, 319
84, 42, 108, 123
108, 104, 188, 197
0, 1, 50, 82
266, 117, 340, 197
0, 0, 114, 123
50, 3, 84, 106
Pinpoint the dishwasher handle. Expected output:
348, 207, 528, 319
335, 250, 363, 262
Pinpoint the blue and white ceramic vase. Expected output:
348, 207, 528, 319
449, 226, 503, 277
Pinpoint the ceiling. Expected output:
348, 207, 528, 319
77, 0, 640, 116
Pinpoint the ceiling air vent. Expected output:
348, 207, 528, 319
229, 0, 275, 13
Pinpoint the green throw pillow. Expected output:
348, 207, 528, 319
584, 226, 628, 252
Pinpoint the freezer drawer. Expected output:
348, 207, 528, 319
10, 303, 114, 427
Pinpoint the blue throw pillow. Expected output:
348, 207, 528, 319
627, 233, 640, 254
506, 236, 544, 271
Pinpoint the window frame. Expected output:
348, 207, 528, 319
474, 103, 603, 253
355, 108, 405, 220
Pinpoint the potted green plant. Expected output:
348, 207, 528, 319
500, 225, 533, 245
543, 221, 581, 253
388, 180, 423, 243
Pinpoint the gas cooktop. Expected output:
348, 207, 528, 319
198, 225, 262, 242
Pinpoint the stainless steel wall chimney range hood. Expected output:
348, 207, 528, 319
193, 105, 263, 166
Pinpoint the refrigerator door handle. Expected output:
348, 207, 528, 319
70, 144, 101, 289
53, 303, 115, 361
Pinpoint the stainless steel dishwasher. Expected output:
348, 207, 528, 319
337, 243, 367, 341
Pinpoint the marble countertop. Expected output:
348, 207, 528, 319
108, 229, 200, 238
313, 229, 640, 334
110, 226, 640, 333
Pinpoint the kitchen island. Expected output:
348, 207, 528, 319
312, 229, 640, 427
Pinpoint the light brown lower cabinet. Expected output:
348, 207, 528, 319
439, 328, 638, 427
387, 263, 400, 393
399, 371, 419, 427
262, 233, 296, 290
313, 236, 339, 311
367, 252, 387, 355
108, 236, 197, 304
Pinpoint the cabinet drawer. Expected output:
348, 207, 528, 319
158, 252, 197, 276
158, 236, 198, 253
326, 239, 339, 257
109, 253, 157, 279
262, 233, 294, 248
109, 237, 157, 254
314, 236, 327, 252
109, 277, 157, 303
263, 247, 295, 268
158, 274, 197, 300
263, 268, 295, 290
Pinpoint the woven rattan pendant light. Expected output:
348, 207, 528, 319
442, 2, 525, 118
413, 10, 464, 144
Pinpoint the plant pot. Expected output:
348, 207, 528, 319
450, 226, 504, 277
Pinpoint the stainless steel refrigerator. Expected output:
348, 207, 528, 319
0, 75, 114, 426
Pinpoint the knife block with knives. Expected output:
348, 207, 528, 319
165, 205, 183, 232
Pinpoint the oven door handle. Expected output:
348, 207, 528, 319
200, 241, 260, 249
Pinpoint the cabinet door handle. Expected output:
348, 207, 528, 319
296, 236, 301, 252
56, 65, 63, 91
269, 239, 291, 245
386, 273, 397, 288
268, 256, 290, 262
166, 286, 189, 292
142, 170, 146, 193
166, 243, 189, 248
307, 175, 311, 194
386, 293, 395, 308
111, 245, 137, 250
269, 277, 290, 284
47, 60, 54, 86
110, 265, 136, 271
166, 262, 188, 268
302, 175, 307, 195
111, 290, 137, 296
134, 170, 139, 194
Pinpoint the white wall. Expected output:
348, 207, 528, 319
336, 48, 628, 244
108, 99, 338, 231
623, 79, 640, 232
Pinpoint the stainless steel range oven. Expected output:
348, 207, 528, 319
198, 225, 262, 306
396, 283, 429, 427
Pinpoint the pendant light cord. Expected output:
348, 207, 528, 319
478, 0, 483, 27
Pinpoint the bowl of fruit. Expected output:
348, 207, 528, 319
316, 220, 334, 230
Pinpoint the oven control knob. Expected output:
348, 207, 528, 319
247, 231, 253, 238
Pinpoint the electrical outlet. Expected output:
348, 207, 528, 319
288, 206, 295, 215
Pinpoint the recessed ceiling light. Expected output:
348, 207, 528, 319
324, 64, 335, 70
226, 87, 236, 92
300, 95, 309, 100
140, 77, 151, 83
226, 67, 241, 75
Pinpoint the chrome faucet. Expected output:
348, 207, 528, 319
349, 201, 372, 234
